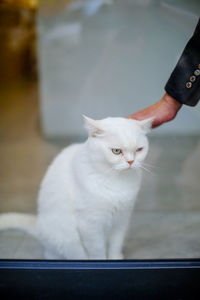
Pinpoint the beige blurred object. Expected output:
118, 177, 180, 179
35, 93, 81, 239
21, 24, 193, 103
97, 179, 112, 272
0, 0, 38, 83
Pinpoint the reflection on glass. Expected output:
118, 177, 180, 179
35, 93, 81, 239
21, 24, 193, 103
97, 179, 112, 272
0, 0, 200, 259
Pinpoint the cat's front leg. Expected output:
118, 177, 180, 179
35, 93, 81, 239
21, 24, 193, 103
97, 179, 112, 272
80, 224, 107, 259
44, 248, 63, 259
108, 210, 132, 260
108, 230, 125, 260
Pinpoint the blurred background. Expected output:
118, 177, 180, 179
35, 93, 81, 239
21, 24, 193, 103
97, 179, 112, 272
0, 0, 200, 259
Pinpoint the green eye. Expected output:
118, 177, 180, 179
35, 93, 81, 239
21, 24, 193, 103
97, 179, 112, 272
112, 148, 122, 155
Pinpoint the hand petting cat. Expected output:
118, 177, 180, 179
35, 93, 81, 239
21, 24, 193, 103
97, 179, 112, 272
127, 93, 182, 128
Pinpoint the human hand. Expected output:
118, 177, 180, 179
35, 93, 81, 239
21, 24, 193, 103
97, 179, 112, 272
127, 93, 182, 128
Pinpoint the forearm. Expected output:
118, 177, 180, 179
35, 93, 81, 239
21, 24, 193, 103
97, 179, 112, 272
162, 93, 182, 113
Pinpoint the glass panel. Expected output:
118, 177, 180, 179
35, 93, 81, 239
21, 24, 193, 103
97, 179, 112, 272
0, 0, 200, 259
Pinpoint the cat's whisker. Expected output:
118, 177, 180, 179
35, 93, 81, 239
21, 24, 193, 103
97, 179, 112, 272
142, 162, 158, 169
139, 164, 155, 175
142, 162, 154, 167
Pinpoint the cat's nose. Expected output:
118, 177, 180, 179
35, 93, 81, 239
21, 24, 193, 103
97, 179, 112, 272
128, 160, 134, 166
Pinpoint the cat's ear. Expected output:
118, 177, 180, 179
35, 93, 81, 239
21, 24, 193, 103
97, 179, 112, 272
137, 117, 155, 133
83, 115, 105, 137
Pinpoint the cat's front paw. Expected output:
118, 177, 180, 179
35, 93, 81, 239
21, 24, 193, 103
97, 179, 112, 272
108, 253, 124, 260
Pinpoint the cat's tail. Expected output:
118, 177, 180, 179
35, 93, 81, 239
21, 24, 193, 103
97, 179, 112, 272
0, 213, 36, 237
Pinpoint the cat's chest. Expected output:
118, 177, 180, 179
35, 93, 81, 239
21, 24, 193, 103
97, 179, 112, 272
78, 171, 141, 208
93, 171, 140, 193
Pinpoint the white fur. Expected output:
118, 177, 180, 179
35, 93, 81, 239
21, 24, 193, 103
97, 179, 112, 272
36, 116, 152, 259
0, 116, 153, 259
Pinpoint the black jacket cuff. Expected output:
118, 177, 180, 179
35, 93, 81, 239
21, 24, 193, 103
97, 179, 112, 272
165, 18, 200, 106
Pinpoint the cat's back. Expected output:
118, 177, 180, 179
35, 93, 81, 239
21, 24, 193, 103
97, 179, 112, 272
45, 143, 81, 176
37, 143, 84, 239
38, 143, 82, 203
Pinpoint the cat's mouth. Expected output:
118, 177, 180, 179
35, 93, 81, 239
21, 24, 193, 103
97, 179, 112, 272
115, 164, 135, 172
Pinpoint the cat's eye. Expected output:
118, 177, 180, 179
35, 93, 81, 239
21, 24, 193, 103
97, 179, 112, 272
112, 148, 122, 155
136, 147, 143, 152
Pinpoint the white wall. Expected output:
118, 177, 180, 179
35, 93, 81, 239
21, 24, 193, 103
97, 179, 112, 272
38, 0, 200, 137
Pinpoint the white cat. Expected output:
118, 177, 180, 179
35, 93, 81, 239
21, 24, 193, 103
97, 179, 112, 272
0, 116, 153, 259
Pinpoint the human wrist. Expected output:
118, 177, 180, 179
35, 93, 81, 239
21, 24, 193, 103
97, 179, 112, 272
163, 93, 182, 111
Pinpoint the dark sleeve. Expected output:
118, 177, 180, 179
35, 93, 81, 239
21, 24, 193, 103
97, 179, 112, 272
165, 18, 200, 106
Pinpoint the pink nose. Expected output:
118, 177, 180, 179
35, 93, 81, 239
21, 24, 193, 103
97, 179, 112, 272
128, 160, 134, 166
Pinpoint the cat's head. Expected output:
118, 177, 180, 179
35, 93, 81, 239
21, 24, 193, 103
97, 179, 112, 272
83, 115, 153, 172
